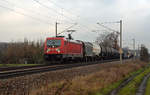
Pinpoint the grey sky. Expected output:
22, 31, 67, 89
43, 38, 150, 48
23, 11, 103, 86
0, 0, 150, 50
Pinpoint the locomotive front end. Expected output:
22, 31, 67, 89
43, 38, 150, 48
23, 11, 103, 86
44, 37, 64, 61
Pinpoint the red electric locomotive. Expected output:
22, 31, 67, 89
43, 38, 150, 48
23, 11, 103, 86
44, 36, 83, 61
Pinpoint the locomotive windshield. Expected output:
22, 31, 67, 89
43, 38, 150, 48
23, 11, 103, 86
47, 40, 61, 47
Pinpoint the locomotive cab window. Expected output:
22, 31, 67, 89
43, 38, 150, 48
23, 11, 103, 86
47, 40, 61, 48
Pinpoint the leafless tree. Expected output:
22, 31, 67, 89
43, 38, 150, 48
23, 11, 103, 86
95, 31, 119, 49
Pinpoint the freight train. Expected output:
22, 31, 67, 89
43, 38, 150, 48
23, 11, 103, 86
44, 36, 130, 62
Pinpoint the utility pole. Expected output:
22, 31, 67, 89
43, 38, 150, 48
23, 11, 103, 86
133, 38, 135, 60
55, 22, 59, 37
138, 44, 140, 58
97, 20, 123, 64
120, 20, 123, 64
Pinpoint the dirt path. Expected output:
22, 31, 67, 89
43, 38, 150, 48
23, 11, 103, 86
110, 66, 150, 95
110, 71, 142, 95
136, 73, 150, 95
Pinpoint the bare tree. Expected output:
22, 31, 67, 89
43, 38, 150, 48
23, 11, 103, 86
95, 31, 119, 49
95, 31, 109, 44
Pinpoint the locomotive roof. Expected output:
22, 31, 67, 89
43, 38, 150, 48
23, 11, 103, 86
46, 37, 82, 44
46, 36, 65, 39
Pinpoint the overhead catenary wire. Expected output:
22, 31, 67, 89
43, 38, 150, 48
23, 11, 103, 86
100, 21, 120, 24
1, 0, 59, 22
2, 0, 74, 24
97, 22, 118, 32
0, 4, 53, 25
57, 23, 95, 40
0, 0, 98, 39
32, 0, 97, 35
45, 0, 94, 32
57, 23, 77, 35
32, 0, 76, 23
46, 0, 79, 18
31, 0, 80, 26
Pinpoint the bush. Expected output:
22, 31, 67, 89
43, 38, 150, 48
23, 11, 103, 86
140, 45, 149, 62
2, 40, 44, 64
0, 51, 2, 64
0, 50, 6, 64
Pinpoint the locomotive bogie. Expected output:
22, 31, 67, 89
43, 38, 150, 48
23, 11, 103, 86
44, 54, 63, 61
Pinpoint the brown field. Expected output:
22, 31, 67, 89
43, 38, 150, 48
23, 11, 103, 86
29, 60, 146, 95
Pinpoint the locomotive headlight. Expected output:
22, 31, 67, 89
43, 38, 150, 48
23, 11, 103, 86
56, 48, 60, 52
47, 49, 51, 52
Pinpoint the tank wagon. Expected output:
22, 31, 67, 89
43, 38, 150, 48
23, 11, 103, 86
44, 36, 121, 62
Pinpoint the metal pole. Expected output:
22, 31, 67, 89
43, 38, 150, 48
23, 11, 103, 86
133, 39, 135, 60
56, 22, 58, 37
138, 44, 139, 58
120, 20, 123, 64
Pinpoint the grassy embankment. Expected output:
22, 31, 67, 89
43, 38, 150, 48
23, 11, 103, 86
96, 68, 144, 95
145, 75, 150, 95
30, 60, 146, 95
117, 64, 150, 95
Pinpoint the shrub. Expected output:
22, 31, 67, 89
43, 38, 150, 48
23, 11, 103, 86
2, 39, 44, 64
0, 51, 2, 64
140, 44, 149, 62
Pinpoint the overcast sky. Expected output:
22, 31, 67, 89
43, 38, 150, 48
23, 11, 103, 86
0, 0, 150, 50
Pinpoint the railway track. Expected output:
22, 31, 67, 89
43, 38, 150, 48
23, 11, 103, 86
0, 64, 51, 72
0, 59, 120, 79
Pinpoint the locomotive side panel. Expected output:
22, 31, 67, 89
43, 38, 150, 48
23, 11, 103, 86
64, 40, 83, 58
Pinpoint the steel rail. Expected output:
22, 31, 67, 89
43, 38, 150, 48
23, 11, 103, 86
0, 59, 120, 79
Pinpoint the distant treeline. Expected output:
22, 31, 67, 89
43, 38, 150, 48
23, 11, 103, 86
0, 39, 44, 64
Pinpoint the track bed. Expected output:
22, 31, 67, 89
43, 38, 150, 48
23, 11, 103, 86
0, 59, 120, 79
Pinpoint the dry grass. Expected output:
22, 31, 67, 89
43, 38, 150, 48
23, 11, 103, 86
32, 60, 147, 95
0, 60, 146, 95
